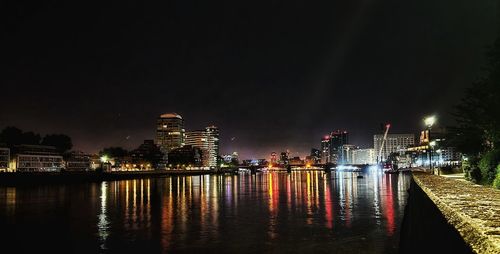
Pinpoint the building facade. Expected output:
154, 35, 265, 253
0, 147, 10, 172
352, 148, 376, 165
185, 126, 219, 167
310, 148, 321, 164
321, 136, 330, 163
65, 151, 91, 171
130, 139, 165, 169
156, 113, 185, 155
167, 145, 203, 168
11, 145, 64, 172
374, 134, 415, 162
280, 151, 289, 165
338, 144, 358, 164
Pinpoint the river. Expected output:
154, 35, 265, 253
0, 170, 410, 253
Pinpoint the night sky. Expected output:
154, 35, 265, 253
1, 1, 499, 159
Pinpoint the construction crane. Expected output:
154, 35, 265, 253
378, 123, 391, 164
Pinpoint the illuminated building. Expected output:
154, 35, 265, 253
270, 152, 277, 164
320, 130, 348, 164
330, 130, 349, 149
0, 147, 10, 172
321, 136, 330, 163
65, 151, 91, 171
130, 140, 165, 169
280, 152, 289, 164
222, 152, 239, 164
374, 134, 414, 162
185, 126, 220, 167
338, 144, 358, 164
330, 130, 349, 163
311, 148, 320, 163
407, 127, 461, 166
156, 113, 185, 155
242, 159, 267, 166
289, 156, 304, 166
351, 148, 376, 165
10, 145, 64, 172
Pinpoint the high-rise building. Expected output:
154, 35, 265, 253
310, 148, 321, 164
321, 130, 349, 164
330, 130, 349, 151
352, 148, 376, 165
280, 152, 289, 164
156, 113, 185, 155
321, 136, 330, 163
374, 134, 415, 162
185, 126, 219, 167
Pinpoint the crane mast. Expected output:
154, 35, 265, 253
378, 124, 391, 163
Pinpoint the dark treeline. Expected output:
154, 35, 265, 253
448, 35, 500, 188
0, 126, 72, 154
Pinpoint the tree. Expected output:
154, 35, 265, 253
0, 127, 41, 147
449, 37, 500, 155
450, 35, 500, 185
41, 134, 73, 153
0, 126, 24, 147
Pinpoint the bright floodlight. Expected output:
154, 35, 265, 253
100, 155, 109, 163
424, 115, 436, 127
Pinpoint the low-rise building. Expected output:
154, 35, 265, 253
289, 157, 304, 166
352, 148, 376, 165
65, 151, 91, 171
0, 147, 10, 172
167, 145, 203, 168
11, 145, 64, 172
130, 140, 165, 169
338, 144, 358, 164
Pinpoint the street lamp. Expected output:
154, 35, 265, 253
424, 115, 437, 174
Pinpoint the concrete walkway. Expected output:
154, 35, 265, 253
413, 172, 500, 254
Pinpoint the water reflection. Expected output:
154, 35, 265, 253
98, 182, 110, 249
0, 171, 410, 254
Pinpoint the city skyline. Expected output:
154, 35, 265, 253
2, 1, 498, 161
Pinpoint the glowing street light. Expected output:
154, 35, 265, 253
100, 155, 109, 163
424, 115, 436, 128
424, 115, 437, 174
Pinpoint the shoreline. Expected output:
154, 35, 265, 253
0, 170, 215, 186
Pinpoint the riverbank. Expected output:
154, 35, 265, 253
401, 172, 500, 254
0, 170, 214, 186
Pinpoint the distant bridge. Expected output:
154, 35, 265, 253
217, 164, 371, 174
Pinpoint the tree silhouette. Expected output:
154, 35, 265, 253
41, 134, 73, 153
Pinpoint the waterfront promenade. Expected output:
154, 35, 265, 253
411, 172, 500, 254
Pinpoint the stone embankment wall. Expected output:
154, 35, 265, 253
400, 172, 500, 254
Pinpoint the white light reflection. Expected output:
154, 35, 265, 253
98, 182, 110, 250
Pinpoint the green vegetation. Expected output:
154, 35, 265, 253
493, 165, 500, 189
450, 37, 500, 189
